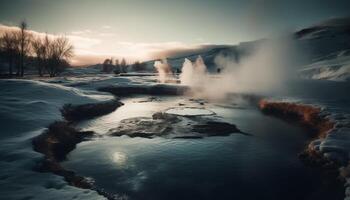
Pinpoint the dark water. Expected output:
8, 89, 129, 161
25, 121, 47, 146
63, 100, 342, 200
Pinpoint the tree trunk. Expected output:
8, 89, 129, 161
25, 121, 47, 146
38, 67, 43, 77
16, 61, 20, 76
8, 56, 13, 77
20, 52, 24, 77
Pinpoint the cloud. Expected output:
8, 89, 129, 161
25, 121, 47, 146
0, 24, 209, 66
67, 35, 100, 51
71, 29, 92, 35
102, 25, 112, 29
98, 32, 116, 37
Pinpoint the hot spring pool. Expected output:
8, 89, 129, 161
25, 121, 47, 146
63, 97, 343, 200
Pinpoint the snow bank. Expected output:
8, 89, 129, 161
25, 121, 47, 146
0, 79, 111, 200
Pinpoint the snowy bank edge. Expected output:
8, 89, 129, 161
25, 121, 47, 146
259, 99, 350, 199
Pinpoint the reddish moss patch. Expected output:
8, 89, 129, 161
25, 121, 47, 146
259, 100, 335, 138
259, 100, 344, 198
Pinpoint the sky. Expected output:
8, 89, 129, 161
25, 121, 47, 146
0, 0, 349, 65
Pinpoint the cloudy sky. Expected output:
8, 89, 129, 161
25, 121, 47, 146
0, 0, 349, 65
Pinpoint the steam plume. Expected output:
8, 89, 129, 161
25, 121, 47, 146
179, 36, 300, 100
154, 58, 173, 83
179, 56, 207, 87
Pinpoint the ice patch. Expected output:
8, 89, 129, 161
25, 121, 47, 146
165, 107, 214, 116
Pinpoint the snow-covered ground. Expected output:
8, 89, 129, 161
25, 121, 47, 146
0, 79, 114, 200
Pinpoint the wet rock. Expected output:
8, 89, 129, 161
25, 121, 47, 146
61, 99, 123, 122
32, 121, 94, 161
109, 117, 173, 138
108, 112, 248, 138
152, 112, 179, 122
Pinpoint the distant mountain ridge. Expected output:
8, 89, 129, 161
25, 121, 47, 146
85, 16, 350, 81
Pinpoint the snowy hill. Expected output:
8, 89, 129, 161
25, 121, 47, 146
295, 17, 350, 81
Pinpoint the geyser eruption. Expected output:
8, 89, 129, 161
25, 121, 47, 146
180, 56, 207, 86
154, 58, 173, 83
179, 36, 300, 100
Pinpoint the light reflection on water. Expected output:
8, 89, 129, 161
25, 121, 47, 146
112, 151, 127, 166
62, 96, 336, 200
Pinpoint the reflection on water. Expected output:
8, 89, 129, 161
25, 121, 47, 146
112, 151, 127, 166
64, 96, 341, 200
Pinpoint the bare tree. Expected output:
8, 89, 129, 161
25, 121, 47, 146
120, 58, 127, 73
0, 31, 20, 77
115, 59, 119, 66
18, 21, 31, 77
47, 36, 74, 77
113, 59, 121, 74
132, 60, 147, 71
102, 58, 114, 73
31, 34, 50, 76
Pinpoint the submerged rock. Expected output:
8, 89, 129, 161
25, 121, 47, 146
192, 121, 246, 136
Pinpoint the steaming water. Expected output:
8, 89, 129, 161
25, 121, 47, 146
63, 96, 342, 200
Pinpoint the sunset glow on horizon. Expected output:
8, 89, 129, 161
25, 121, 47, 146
1, 0, 349, 65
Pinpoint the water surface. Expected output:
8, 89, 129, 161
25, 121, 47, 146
64, 97, 342, 200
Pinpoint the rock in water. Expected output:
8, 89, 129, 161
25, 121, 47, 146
108, 112, 248, 138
